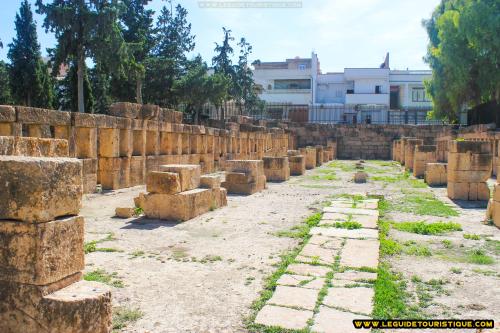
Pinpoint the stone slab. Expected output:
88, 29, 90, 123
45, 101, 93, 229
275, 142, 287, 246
322, 287, 374, 315
298, 243, 337, 265
276, 274, 325, 290
334, 271, 377, 282
255, 305, 313, 330
340, 239, 379, 269
287, 263, 331, 277
309, 227, 379, 239
268, 285, 319, 310
323, 206, 379, 216
312, 306, 370, 333
320, 214, 378, 229
308, 235, 344, 250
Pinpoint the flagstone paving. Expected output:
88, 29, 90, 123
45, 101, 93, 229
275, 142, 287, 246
253, 196, 380, 331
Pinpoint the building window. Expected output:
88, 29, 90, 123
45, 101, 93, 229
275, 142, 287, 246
274, 79, 311, 90
298, 64, 306, 70
267, 84, 272, 90
412, 88, 430, 102
375, 85, 381, 94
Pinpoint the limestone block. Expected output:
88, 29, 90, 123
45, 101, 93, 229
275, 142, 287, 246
99, 157, 130, 190
425, 163, 447, 186
450, 140, 491, 154
115, 207, 135, 218
0, 216, 84, 285
143, 188, 212, 221
200, 174, 221, 189
147, 171, 181, 194
141, 104, 160, 120
83, 174, 97, 194
447, 182, 470, 200
354, 171, 367, 183
222, 181, 259, 195
404, 139, 423, 171
109, 102, 141, 119
299, 148, 316, 169
289, 155, 306, 176
447, 169, 490, 183
74, 127, 97, 159
0, 105, 16, 122
130, 156, 146, 186
13, 137, 69, 157
226, 172, 252, 184
211, 187, 227, 208
225, 160, 264, 180
98, 128, 120, 158
159, 164, 201, 191
132, 127, 146, 156
16, 106, 71, 126
0, 136, 15, 155
491, 199, 500, 228
0, 156, 82, 223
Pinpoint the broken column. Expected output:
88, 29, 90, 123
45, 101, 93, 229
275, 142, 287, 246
425, 163, 448, 186
141, 165, 226, 221
0, 156, 112, 333
263, 156, 290, 182
222, 160, 266, 195
487, 184, 500, 229
447, 140, 492, 201
287, 150, 306, 176
404, 138, 423, 171
413, 145, 437, 178
314, 145, 324, 166
299, 147, 317, 169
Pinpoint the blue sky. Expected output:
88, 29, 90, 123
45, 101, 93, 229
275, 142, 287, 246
0, 0, 440, 71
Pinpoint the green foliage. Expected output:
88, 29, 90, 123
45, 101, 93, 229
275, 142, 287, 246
112, 306, 143, 331
390, 191, 458, 217
0, 61, 13, 104
463, 233, 481, 240
423, 0, 500, 121
8, 0, 54, 108
467, 249, 494, 265
84, 269, 124, 288
392, 221, 462, 235
57, 62, 94, 112
334, 221, 362, 229
275, 212, 322, 239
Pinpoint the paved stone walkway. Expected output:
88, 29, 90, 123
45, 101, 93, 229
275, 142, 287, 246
254, 196, 379, 332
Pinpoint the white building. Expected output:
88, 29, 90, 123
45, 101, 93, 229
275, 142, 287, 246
252, 52, 433, 123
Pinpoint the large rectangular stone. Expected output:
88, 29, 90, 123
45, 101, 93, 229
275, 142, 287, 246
146, 171, 181, 194
225, 160, 264, 180
143, 188, 212, 221
16, 107, 71, 126
449, 140, 491, 154
340, 239, 379, 269
255, 305, 312, 331
0, 156, 82, 223
425, 162, 447, 186
268, 285, 319, 311
0, 216, 84, 285
159, 164, 201, 191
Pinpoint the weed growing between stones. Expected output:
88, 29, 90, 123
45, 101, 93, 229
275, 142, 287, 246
463, 233, 481, 240
84, 233, 120, 254
274, 213, 323, 239
392, 221, 462, 235
112, 306, 144, 332
84, 269, 124, 288
388, 190, 458, 217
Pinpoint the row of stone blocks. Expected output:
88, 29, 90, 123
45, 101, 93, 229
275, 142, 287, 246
136, 164, 228, 221
0, 156, 111, 333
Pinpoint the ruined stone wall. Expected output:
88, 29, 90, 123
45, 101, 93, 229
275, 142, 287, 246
0, 105, 291, 193
288, 123, 451, 160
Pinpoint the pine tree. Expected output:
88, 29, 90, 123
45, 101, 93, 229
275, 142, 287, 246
0, 61, 13, 105
37, 0, 129, 113
212, 27, 235, 121
144, 4, 195, 106
57, 61, 94, 112
8, 0, 52, 107
234, 38, 258, 113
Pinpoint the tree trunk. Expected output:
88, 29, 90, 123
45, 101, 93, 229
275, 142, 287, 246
222, 101, 226, 123
136, 77, 143, 104
194, 109, 199, 125
77, 48, 85, 113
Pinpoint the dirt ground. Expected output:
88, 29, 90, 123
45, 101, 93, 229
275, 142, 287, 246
82, 160, 500, 333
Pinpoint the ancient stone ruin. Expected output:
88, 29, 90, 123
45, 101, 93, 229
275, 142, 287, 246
0, 156, 111, 333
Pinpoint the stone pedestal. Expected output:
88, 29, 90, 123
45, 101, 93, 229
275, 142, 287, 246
263, 156, 290, 182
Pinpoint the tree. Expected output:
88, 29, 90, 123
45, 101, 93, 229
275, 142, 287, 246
212, 27, 235, 121
207, 73, 231, 122
37, 0, 129, 113
144, 4, 195, 106
233, 37, 259, 113
8, 0, 53, 107
423, 0, 500, 122
57, 61, 94, 112
111, 0, 154, 103
173, 55, 211, 124
0, 61, 13, 105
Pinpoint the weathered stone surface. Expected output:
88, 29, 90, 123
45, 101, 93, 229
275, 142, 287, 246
310, 227, 379, 239
288, 155, 306, 175
159, 164, 201, 191
0, 216, 84, 285
334, 270, 377, 282
16, 106, 71, 126
312, 306, 370, 333
0, 156, 82, 223
115, 207, 135, 218
323, 206, 379, 216
287, 263, 331, 277
298, 243, 336, 265
143, 188, 213, 221
449, 140, 491, 154
146, 171, 181, 194
320, 214, 378, 229
354, 171, 367, 183
0, 105, 16, 122
268, 285, 319, 310
141, 104, 160, 120
277, 274, 325, 290
108, 102, 141, 119
425, 162, 447, 186
308, 235, 343, 249
322, 287, 374, 315
98, 128, 120, 158
340, 239, 379, 269
225, 159, 263, 180
225, 172, 252, 184
255, 305, 313, 330
200, 174, 221, 189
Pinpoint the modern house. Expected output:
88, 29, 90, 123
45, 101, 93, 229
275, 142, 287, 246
252, 52, 433, 124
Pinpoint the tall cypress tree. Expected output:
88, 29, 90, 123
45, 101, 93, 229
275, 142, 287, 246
8, 0, 52, 107
212, 27, 235, 121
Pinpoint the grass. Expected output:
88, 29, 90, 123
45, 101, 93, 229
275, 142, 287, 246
129, 250, 145, 258
392, 221, 462, 235
334, 221, 362, 229
274, 212, 323, 239
463, 233, 481, 240
389, 191, 458, 217
84, 269, 124, 288
310, 169, 339, 181
327, 160, 356, 172
112, 306, 143, 332
467, 249, 494, 265
84, 233, 120, 254
199, 255, 223, 263
441, 239, 453, 248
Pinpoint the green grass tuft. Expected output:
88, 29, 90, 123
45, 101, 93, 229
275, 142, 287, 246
334, 221, 362, 229
112, 306, 143, 331
392, 221, 462, 235
389, 191, 458, 217
463, 233, 481, 240
467, 249, 494, 265
84, 269, 124, 288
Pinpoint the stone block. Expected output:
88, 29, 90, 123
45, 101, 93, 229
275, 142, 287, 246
141, 104, 160, 120
13, 137, 69, 157
83, 173, 97, 194
99, 157, 130, 190
143, 188, 212, 221
0, 156, 82, 223
299, 147, 316, 169
0, 105, 16, 122
447, 169, 490, 183
74, 127, 97, 159
0, 216, 84, 285
108, 102, 141, 119
99, 128, 120, 158
425, 163, 447, 186
200, 174, 221, 189
159, 164, 201, 191
312, 306, 370, 333
130, 156, 146, 186
254, 305, 312, 331
447, 182, 470, 200
146, 171, 181, 194
450, 140, 491, 154
289, 155, 306, 176
323, 287, 374, 315
16, 106, 71, 126
0, 136, 15, 155
354, 171, 367, 183
115, 207, 135, 218
267, 285, 319, 311
211, 187, 227, 208
225, 160, 264, 180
